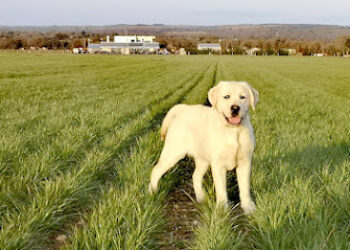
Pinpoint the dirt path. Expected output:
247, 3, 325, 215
158, 160, 199, 249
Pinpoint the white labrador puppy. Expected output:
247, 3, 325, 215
149, 81, 259, 214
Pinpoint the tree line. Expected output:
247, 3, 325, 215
0, 30, 349, 56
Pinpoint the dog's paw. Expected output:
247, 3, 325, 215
215, 200, 229, 210
148, 183, 157, 194
195, 191, 205, 203
241, 200, 256, 215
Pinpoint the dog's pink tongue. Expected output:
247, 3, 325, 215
228, 117, 241, 125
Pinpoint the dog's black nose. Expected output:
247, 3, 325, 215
231, 105, 240, 115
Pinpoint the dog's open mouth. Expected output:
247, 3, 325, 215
224, 115, 242, 125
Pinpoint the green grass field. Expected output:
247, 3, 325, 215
0, 52, 349, 249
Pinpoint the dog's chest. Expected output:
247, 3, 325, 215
220, 125, 239, 146
212, 128, 240, 170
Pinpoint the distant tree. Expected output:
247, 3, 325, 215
0, 38, 15, 49
279, 38, 287, 49
295, 42, 304, 54
72, 39, 84, 48
335, 36, 350, 56
233, 47, 244, 55
182, 39, 197, 54
324, 44, 337, 56
14, 39, 25, 49
27, 37, 42, 48
256, 40, 264, 49
345, 37, 350, 56
278, 49, 289, 56
243, 40, 253, 49
263, 41, 274, 55
53, 38, 63, 49
311, 42, 321, 53
219, 39, 231, 54
302, 46, 312, 56
274, 38, 281, 54
156, 38, 168, 49
345, 38, 350, 48
55, 33, 69, 40
231, 39, 244, 55
90, 34, 102, 43
284, 40, 292, 49
63, 41, 70, 49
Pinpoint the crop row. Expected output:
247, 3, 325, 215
62, 61, 219, 249
0, 58, 213, 249
0, 58, 207, 220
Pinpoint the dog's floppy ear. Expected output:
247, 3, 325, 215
208, 85, 219, 108
245, 82, 259, 111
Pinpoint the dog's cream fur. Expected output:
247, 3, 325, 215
149, 81, 259, 214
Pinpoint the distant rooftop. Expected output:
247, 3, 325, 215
198, 43, 221, 47
88, 42, 159, 49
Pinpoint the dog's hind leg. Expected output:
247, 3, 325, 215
149, 143, 186, 193
193, 158, 209, 202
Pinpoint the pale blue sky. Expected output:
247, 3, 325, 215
1, 0, 349, 26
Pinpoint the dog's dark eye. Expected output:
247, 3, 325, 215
240, 95, 246, 99
223, 95, 230, 99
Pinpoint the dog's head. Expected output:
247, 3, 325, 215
208, 81, 259, 125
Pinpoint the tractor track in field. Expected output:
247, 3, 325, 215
0, 60, 162, 80
158, 161, 197, 250
114, 64, 210, 131
48, 63, 212, 249
0, 63, 207, 249
0, 61, 216, 250
0, 64, 202, 222
158, 63, 218, 250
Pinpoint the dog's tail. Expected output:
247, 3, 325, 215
160, 104, 186, 141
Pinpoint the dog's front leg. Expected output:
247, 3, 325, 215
211, 164, 228, 207
236, 158, 256, 214
193, 159, 209, 202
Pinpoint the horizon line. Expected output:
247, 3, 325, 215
0, 23, 349, 28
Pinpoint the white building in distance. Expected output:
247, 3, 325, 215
88, 35, 160, 54
246, 47, 261, 56
197, 43, 222, 52
113, 35, 156, 43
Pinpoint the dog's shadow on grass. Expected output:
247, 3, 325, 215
167, 158, 241, 204
227, 172, 240, 204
